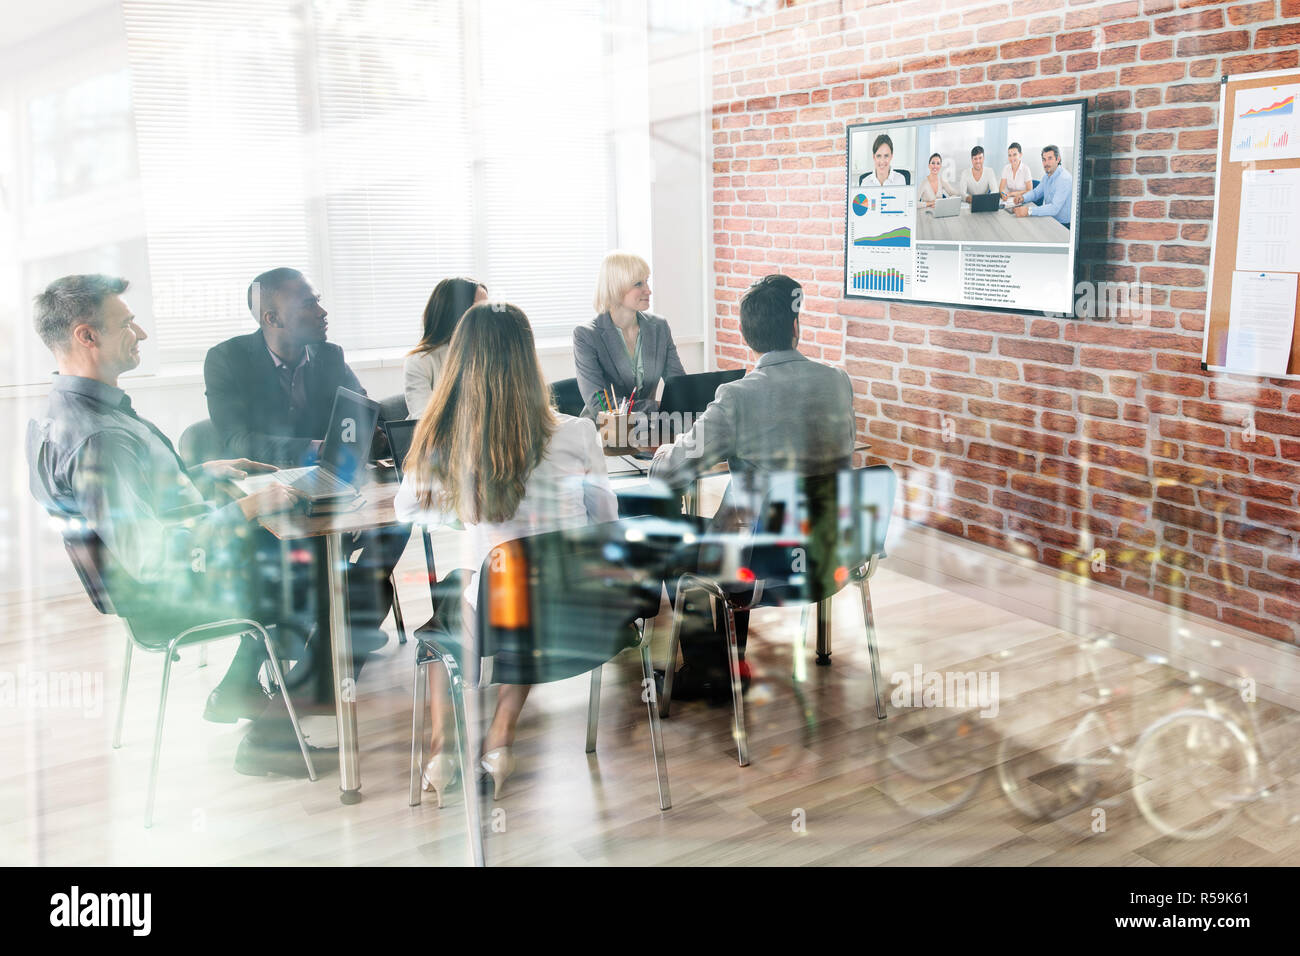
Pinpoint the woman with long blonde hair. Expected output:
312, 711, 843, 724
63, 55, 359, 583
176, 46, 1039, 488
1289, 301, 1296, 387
394, 302, 617, 803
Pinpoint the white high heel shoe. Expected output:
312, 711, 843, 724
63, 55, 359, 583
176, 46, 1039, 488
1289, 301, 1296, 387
422, 753, 459, 808
479, 747, 515, 800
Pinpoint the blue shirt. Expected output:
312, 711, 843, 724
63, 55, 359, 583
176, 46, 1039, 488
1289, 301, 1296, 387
1022, 165, 1073, 226
27, 374, 246, 611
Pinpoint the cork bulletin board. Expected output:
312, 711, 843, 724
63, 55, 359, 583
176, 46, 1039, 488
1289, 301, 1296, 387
1202, 68, 1300, 380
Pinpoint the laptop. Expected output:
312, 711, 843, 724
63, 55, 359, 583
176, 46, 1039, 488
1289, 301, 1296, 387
273, 387, 381, 502
932, 196, 960, 218
659, 369, 745, 418
970, 192, 1000, 213
382, 418, 417, 479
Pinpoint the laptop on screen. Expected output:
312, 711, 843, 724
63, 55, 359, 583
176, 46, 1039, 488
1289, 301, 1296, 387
273, 387, 381, 502
932, 196, 960, 218
971, 192, 1000, 213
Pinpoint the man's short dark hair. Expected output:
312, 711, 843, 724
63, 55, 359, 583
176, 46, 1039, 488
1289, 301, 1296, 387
740, 274, 802, 354
247, 267, 305, 319
971, 145, 984, 158
1042, 145, 1061, 161
33, 274, 129, 352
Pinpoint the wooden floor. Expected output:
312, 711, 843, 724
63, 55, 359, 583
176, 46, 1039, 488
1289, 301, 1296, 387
4, 512, 1299, 866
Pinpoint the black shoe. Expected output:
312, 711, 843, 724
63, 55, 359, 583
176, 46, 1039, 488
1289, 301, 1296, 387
234, 734, 337, 778
663, 663, 728, 703
203, 681, 273, 723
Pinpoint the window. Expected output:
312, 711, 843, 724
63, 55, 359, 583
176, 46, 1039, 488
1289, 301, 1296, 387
121, 0, 642, 364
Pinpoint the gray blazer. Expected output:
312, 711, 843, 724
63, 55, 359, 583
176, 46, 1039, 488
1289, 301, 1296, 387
649, 349, 855, 490
572, 311, 685, 415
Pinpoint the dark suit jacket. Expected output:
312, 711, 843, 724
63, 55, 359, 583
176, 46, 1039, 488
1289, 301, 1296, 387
572, 311, 685, 417
204, 329, 365, 466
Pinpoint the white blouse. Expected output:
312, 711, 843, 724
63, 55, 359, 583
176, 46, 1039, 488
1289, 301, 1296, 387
860, 170, 906, 187
393, 415, 618, 607
1001, 162, 1032, 193
403, 345, 449, 419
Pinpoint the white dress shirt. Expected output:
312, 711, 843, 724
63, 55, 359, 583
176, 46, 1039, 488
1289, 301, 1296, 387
403, 345, 449, 419
859, 170, 906, 187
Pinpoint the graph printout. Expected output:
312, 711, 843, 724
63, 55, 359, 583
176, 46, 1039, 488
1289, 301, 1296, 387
1229, 84, 1300, 163
1236, 168, 1300, 272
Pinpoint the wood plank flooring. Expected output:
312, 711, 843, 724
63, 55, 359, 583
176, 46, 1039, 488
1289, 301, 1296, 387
3, 504, 1298, 866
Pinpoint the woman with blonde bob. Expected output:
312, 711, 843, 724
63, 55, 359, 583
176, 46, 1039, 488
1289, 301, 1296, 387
572, 251, 685, 417
394, 302, 617, 804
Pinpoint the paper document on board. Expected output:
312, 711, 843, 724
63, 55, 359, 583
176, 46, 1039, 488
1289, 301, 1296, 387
1236, 168, 1300, 272
1224, 271, 1298, 376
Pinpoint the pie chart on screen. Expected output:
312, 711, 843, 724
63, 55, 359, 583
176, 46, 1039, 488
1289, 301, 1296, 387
852, 193, 869, 216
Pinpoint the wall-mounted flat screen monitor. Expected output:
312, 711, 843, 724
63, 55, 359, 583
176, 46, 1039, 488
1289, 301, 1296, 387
844, 100, 1086, 316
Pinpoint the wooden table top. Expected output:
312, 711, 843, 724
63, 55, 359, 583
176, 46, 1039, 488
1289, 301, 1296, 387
238, 472, 402, 540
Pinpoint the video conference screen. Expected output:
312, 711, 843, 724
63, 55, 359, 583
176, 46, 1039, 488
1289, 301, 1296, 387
844, 101, 1086, 315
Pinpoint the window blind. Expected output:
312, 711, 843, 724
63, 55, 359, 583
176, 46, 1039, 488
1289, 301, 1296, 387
122, 0, 623, 366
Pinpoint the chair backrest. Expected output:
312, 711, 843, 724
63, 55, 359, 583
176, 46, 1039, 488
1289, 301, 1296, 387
658, 368, 745, 418
549, 377, 586, 418
896, 168, 911, 185
60, 525, 117, 616
379, 393, 408, 424
178, 419, 223, 469
470, 520, 677, 685
699, 464, 897, 605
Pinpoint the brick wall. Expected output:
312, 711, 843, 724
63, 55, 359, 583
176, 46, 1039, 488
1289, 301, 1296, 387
710, 0, 1300, 644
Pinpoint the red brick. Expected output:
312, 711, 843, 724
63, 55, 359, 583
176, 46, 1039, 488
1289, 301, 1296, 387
998, 338, 1074, 364
1256, 24, 1300, 48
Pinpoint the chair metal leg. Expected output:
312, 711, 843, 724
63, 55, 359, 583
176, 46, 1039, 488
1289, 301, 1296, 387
859, 578, 887, 720
258, 628, 316, 781
144, 642, 177, 828
815, 596, 833, 665
113, 639, 133, 750
448, 658, 485, 867
392, 574, 408, 645
659, 585, 690, 718
723, 604, 750, 767
794, 604, 811, 683
585, 665, 602, 754
636, 640, 672, 810
198, 645, 208, 668
409, 656, 429, 806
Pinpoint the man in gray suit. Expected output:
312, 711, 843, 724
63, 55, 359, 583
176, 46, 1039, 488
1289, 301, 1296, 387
649, 273, 856, 699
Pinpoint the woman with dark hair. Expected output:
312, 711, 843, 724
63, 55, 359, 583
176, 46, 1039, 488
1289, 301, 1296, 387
917, 152, 958, 206
999, 142, 1032, 199
394, 302, 617, 804
858, 133, 905, 187
403, 277, 487, 417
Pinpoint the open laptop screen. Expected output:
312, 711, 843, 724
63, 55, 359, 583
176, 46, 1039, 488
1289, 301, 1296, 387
383, 419, 417, 479
321, 387, 381, 483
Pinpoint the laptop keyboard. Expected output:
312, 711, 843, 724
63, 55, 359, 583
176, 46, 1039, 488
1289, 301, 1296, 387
274, 467, 351, 494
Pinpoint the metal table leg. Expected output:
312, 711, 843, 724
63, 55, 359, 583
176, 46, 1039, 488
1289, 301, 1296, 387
815, 596, 832, 666
326, 532, 361, 804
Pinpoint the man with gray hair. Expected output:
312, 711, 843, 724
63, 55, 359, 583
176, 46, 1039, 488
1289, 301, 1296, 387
26, 274, 330, 776
1011, 145, 1073, 227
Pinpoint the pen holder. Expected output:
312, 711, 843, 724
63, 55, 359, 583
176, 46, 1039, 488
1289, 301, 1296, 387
597, 410, 631, 447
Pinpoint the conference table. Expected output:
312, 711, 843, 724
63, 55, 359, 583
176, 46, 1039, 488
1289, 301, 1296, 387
242, 439, 871, 803
915, 203, 1070, 243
